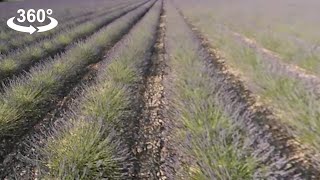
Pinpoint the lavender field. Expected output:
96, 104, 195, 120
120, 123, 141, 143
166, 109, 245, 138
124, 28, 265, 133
0, 0, 320, 179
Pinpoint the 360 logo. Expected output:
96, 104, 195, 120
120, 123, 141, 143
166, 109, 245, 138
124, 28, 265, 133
7, 9, 58, 34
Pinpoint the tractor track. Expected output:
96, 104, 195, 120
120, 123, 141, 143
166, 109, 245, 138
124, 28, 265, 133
123, 1, 176, 179
177, 7, 320, 179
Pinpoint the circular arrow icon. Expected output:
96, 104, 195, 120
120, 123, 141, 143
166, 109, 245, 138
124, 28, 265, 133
6, 9, 58, 34
7, 17, 37, 34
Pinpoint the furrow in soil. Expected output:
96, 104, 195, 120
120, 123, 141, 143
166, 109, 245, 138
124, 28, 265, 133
135, 3, 175, 179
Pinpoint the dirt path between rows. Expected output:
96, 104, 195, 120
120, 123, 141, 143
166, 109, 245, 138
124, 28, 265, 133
132, 2, 174, 179
121, 2, 177, 179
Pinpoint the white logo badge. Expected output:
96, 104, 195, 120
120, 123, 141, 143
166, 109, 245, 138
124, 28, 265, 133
7, 9, 58, 34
